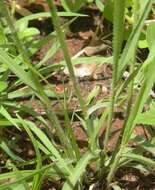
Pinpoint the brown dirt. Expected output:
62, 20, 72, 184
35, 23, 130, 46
115, 168, 155, 190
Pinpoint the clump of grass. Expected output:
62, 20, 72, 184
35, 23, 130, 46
0, 0, 155, 189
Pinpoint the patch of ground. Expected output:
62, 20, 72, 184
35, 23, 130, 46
2, 1, 154, 190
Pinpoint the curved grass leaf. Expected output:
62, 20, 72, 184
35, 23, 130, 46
118, 0, 153, 78
40, 56, 112, 76
124, 152, 155, 167
0, 140, 24, 162
62, 151, 94, 190
24, 120, 72, 175
0, 49, 37, 91
136, 104, 155, 125
16, 12, 86, 27
16, 115, 42, 190
147, 22, 155, 50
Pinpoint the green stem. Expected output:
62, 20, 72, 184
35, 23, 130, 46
107, 0, 153, 186
46, 0, 87, 118
107, 146, 123, 184
106, 1, 138, 183
103, 0, 125, 152
121, 0, 139, 143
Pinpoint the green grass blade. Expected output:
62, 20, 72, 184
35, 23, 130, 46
16, 115, 42, 190
104, 0, 125, 152
16, 12, 86, 26
62, 151, 94, 190
0, 106, 20, 129
118, 0, 153, 77
122, 56, 155, 144
136, 104, 155, 125
124, 152, 155, 167
0, 140, 24, 162
0, 49, 37, 90
46, 0, 87, 117
24, 120, 72, 175
37, 39, 60, 68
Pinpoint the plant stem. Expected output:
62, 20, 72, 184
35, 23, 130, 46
103, 0, 125, 152
107, 1, 152, 184
121, 0, 139, 143
126, 0, 140, 112
46, 0, 87, 118
107, 146, 123, 184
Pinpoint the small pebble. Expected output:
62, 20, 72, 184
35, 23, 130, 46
28, 149, 35, 157
55, 84, 65, 93
102, 86, 108, 94
123, 71, 129, 79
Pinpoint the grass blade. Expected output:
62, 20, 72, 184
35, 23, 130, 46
62, 151, 94, 190
118, 0, 153, 77
104, 0, 125, 152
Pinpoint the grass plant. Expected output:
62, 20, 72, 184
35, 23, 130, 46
0, 0, 155, 189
